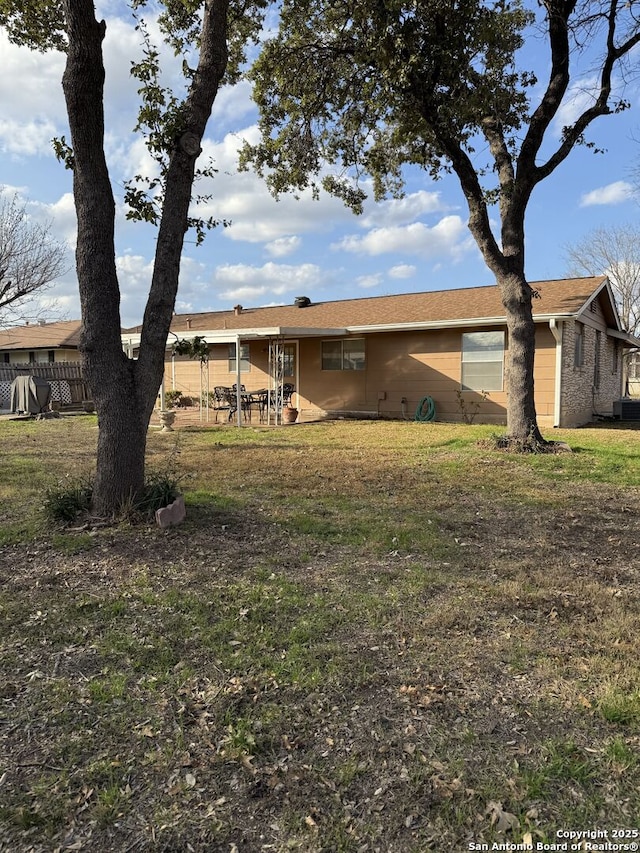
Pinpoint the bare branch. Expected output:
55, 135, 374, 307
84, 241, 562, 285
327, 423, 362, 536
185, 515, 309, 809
0, 192, 69, 322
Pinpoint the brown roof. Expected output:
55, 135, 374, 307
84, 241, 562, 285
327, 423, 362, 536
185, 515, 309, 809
0, 319, 82, 351
123, 276, 610, 336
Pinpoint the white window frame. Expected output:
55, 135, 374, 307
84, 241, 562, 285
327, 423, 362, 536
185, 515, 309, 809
461, 331, 505, 392
228, 342, 250, 374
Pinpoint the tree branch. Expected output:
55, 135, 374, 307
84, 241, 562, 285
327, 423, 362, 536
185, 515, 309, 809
136, 0, 230, 421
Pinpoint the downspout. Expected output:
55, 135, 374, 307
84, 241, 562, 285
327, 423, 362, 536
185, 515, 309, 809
549, 320, 563, 428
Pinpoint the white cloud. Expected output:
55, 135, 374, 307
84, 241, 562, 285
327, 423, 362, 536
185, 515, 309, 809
102, 18, 149, 128
388, 264, 417, 279
117, 253, 154, 290
24, 193, 78, 249
333, 216, 472, 260
265, 236, 301, 258
0, 118, 61, 158
0, 34, 66, 143
211, 81, 257, 127
552, 75, 602, 135
362, 190, 447, 228
579, 181, 634, 207
357, 274, 383, 289
214, 262, 325, 303
191, 129, 359, 244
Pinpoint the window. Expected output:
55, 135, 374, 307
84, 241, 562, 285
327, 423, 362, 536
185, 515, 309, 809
48, 350, 55, 363
574, 324, 584, 368
594, 331, 601, 388
461, 331, 505, 391
2, 353, 9, 364
321, 338, 365, 370
282, 344, 296, 377
228, 343, 250, 373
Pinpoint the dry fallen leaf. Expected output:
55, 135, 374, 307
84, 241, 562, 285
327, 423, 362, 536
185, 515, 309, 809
486, 800, 519, 833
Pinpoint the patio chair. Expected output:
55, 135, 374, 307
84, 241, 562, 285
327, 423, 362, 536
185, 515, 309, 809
224, 386, 251, 421
282, 383, 295, 407
212, 386, 231, 423
248, 389, 269, 422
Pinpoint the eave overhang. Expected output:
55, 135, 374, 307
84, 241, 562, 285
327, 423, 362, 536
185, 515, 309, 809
122, 310, 633, 349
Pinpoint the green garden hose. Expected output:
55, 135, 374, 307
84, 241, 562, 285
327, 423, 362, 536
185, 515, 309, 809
415, 396, 436, 422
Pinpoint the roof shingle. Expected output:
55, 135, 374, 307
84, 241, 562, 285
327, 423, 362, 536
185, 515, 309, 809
123, 276, 608, 335
0, 320, 82, 351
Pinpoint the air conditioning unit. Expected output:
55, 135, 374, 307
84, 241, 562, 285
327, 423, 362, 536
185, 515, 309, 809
613, 399, 640, 420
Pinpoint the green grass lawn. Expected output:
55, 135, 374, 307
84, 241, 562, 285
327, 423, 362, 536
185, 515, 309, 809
1, 416, 639, 852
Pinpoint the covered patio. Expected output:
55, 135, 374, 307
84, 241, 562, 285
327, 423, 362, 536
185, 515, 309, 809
122, 322, 346, 428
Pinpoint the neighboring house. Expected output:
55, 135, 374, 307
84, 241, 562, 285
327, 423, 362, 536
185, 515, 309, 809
121, 276, 640, 428
0, 320, 86, 410
0, 319, 82, 365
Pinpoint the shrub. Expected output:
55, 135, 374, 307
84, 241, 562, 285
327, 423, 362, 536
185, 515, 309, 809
455, 388, 488, 424
43, 472, 181, 525
164, 389, 182, 409
136, 472, 181, 515
43, 477, 93, 523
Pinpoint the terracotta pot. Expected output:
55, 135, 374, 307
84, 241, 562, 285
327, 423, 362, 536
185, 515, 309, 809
281, 406, 298, 424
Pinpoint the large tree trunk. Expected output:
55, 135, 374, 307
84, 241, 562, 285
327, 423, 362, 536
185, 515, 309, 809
497, 271, 544, 443
92, 368, 149, 515
61, 1, 149, 515
61, 0, 229, 516
438, 128, 545, 445
87, 345, 151, 517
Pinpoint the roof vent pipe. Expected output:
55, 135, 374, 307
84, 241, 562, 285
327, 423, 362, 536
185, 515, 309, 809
295, 296, 311, 308
186, 318, 192, 329
233, 304, 243, 315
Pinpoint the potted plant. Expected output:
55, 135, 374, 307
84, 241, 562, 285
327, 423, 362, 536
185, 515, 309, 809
282, 404, 298, 424
159, 409, 176, 431
164, 389, 183, 409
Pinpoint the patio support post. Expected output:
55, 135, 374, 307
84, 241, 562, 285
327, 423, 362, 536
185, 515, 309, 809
235, 333, 242, 427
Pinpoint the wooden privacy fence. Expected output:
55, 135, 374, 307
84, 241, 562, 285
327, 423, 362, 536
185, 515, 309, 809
0, 362, 90, 407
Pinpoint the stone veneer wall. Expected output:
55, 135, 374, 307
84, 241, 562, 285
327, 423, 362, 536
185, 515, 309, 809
560, 320, 622, 427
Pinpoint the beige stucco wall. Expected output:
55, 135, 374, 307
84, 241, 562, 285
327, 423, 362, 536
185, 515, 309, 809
158, 296, 624, 428
165, 325, 562, 426
297, 327, 509, 424
162, 345, 273, 404
0, 348, 81, 364
529, 324, 557, 428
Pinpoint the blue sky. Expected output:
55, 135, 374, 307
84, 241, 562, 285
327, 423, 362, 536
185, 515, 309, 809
1, 3, 639, 328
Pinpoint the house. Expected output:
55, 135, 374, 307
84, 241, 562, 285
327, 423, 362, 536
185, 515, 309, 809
0, 319, 82, 365
121, 276, 639, 428
0, 320, 86, 410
